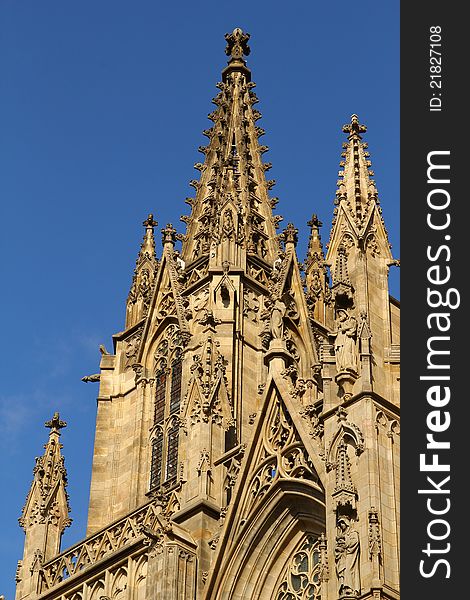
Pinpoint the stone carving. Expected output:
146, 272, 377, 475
241, 396, 320, 523
225, 27, 250, 62
334, 309, 358, 373
243, 288, 260, 322
221, 209, 235, 241
124, 326, 144, 370
335, 515, 360, 598
299, 402, 324, 440
368, 507, 382, 560
184, 336, 232, 428
270, 299, 287, 340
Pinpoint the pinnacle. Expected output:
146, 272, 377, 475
139, 213, 158, 257
332, 114, 381, 231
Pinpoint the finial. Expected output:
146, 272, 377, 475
143, 214, 158, 228
225, 28, 251, 63
342, 114, 367, 138
308, 214, 323, 229
45, 412, 67, 434
161, 223, 177, 246
282, 223, 299, 247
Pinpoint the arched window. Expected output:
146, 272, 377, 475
276, 535, 322, 600
149, 326, 183, 492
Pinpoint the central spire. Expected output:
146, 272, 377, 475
180, 28, 282, 274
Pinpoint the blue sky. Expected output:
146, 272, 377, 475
0, 1, 399, 594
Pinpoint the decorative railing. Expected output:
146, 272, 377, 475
40, 501, 159, 591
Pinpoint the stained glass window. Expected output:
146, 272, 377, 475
154, 370, 166, 424
150, 429, 163, 490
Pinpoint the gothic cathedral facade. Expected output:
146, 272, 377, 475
15, 29, 400, 600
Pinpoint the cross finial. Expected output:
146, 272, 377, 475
342, 114, 367, 138
143, 214, 158, 228
308, 214, 323, 229
225, 28, 251, 62
45, 412, 67, 434
282, 223, 299, 247
161, 223, 177, 246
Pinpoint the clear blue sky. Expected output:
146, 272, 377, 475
0, 1, 399, 595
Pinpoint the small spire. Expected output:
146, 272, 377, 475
17, 413, 71, 580
306, 214, 324, 260
126, 214, 159, 328
140, 213, 158, 257
305, 215, 329, 324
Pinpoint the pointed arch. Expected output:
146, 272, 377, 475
205, 375, 326, 599
147, 322, 185, 493
133, 554, 148, 600
205, 484, 325, 600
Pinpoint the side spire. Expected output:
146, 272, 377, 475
126, 214, 159, 328
16, 413, 71, 598
329, 114, 391, 251
179, 28, 282, 274
305, 214, 331, 323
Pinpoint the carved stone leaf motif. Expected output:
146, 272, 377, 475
299, 403, 324, 440
241, 396, 320, 523
275, 535, 323, 600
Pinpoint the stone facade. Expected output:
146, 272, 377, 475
15, 28, 400, 600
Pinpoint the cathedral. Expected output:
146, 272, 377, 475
15, 28, 400, 600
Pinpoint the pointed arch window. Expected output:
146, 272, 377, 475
275, 535, 322, 600
149, 326, 183, 492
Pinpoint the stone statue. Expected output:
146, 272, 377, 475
335, 515, 360, 597
270, 299, 286, 340
334, 309, 358, 372
222, 210, 234, 240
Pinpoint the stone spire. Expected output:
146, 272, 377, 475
305, 214, 330, 324
126, 214, 159, 328
328, 114, 392, 254
180, 28, 282, 270
325, 115, 396, 401
16, 413, 71, 599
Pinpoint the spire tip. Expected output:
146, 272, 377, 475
45, 412, 67, 434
